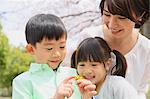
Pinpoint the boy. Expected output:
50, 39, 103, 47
12, 14, 96, 99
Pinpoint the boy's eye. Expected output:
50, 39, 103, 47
60, 46, 65, 49
46, 48, 52, 51
79, 64, 85, 67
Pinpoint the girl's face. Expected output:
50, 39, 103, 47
102, 4, 135, 39
32, 35, 66, 69
77, 61, 109, 86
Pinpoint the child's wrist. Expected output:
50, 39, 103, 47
82, 96, 92, 99
52, 94, 64, 99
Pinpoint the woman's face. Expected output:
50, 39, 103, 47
102, 4, 135, 39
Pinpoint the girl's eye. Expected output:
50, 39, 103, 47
92, 64, 97, 66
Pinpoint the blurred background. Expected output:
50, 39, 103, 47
0, 0, 149, 99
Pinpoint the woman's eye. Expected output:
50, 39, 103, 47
104, 13, 111, 17
118, 16, 126, 19
119, 17, 126, 19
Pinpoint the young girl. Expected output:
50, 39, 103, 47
71, 37, 138, 99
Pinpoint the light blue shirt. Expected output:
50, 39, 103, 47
93, 76, 138, 99
12, 63, 81, 99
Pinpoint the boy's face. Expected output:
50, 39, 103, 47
32, 35, 66, 69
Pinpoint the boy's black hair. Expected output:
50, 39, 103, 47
71, 37, 127, 78
25, 14, 67, 46
99, 0, 149, 28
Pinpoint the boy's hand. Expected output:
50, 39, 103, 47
76, 79, 97, 99
54, 76, 74, 99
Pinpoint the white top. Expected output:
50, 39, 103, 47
93, 76, 138, 99
61, 25, 150, 99
125, 32, 150, 99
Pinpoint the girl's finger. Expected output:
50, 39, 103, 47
87, 90, 97, 97
77, 79, 92, 88
84, 84, 96, 91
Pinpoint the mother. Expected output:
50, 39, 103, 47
98, 0, 149, 99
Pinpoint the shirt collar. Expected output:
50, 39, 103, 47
29, 63, 61, 73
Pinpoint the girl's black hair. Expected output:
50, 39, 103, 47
25, 14, 67, 46
71, 50, 77, 69
71, 37, 127, 77
111, 50, 127, 77
99, 0, 149, 28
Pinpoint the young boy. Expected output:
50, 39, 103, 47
12, 14, 96, 99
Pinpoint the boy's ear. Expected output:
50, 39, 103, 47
26, 44, 34, 53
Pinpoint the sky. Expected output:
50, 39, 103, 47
0, 0, 101, 47
0, 0, 33, 47
0, 0, 55, 47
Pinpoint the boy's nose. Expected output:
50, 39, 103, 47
52, 51, 61, 57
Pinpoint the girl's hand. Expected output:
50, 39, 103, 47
76, 79, 97, 99
54, 76, 74, 99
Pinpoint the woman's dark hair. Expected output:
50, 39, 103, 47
25, 14, 67, 46
71, 37, 127, 77
99, 0, 149, 28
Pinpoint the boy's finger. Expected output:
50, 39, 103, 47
63, 76, 75, 83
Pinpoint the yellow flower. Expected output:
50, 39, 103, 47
75, 75, 83, 80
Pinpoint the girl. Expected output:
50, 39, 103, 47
71, 37, 138, 99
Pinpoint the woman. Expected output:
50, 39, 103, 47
99, 0, 150, 99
